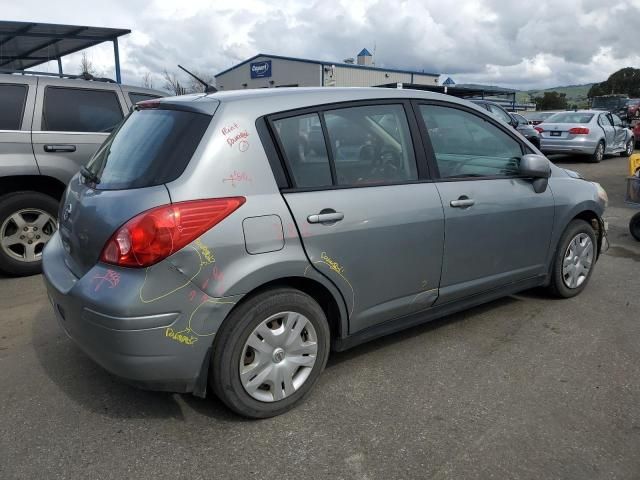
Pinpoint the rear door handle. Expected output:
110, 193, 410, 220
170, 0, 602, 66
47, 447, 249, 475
450, 198, 475, 208
307, 212, 344, 224
44, 144, 76, 153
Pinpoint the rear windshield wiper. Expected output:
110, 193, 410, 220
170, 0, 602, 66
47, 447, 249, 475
80, 166, 101, 185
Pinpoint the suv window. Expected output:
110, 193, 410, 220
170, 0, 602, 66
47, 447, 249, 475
420, 105, 523, 178
86, 109, 211, 190
42, 87, 123, 133
324, 104, 418, 185
128, 92, 160, 105
272, 113, 333, 188
0, 84, 28, 130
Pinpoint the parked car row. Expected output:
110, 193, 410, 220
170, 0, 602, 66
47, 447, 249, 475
40, 87, 608, 417
0, 73, 164, 276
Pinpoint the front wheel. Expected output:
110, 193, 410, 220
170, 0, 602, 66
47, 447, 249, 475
0, 191, 59, 276
621, 138, 634, 157
547, 219, 597, 298
210, 288, 330, 418
630, 212, 640, 241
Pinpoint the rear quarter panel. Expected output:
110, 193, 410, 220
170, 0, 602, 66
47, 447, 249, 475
164, 101, 350, 329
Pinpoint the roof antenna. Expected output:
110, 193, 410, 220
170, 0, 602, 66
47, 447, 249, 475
178, 65, 217, 93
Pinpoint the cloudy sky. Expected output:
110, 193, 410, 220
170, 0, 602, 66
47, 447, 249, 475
4, 0, 640, 91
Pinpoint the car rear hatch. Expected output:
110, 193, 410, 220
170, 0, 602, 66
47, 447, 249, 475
537, 123, 591, 140
57, 99, 217, 278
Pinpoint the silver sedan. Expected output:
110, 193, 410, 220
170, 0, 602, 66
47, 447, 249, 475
538, 110, 634, 162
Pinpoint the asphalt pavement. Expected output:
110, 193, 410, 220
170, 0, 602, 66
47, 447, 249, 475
1, 154, 639, 480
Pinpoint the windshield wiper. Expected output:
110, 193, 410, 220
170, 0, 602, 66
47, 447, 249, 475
80, 166, 100, 185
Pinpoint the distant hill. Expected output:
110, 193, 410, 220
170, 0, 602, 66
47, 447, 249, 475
516, 83, 595, 108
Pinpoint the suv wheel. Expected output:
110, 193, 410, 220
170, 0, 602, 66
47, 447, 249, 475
547, 219, 597, 298
0, 192, 58, 276
210, 288, 330, 418
590, 141, 604, 163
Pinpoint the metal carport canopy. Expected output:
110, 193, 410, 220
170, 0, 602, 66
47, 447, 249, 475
0, 21, 130, 83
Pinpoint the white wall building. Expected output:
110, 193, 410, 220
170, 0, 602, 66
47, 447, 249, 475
215, 50, 439, 91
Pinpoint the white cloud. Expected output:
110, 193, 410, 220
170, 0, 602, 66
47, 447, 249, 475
4, 0, 639, 90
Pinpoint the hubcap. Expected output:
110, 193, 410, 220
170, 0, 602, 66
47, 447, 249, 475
627, 141, 634, 155
0, 209, 56, 263
240, 311, 318, 402
562, 233, 594, 289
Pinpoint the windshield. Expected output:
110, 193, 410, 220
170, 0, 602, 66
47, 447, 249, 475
86, 109, 211, 190
545, 112, 594, 124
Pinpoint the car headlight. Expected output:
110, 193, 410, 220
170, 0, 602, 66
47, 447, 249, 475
594, 182, 608, 208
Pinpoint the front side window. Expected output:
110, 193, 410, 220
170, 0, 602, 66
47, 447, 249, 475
0, 84, 28, 130
487, 104, 513, 125
420, 105, 523, 178
272, 113, 332, 188
599, 114, 613, 127
323, 104, 418, 185
42, 87, 123, 133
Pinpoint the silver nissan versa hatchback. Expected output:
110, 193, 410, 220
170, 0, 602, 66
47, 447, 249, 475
43, 88, 608, 418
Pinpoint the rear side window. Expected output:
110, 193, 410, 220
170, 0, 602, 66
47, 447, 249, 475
0, 84, 28, 130
86, 109, 211, 190
129, 92, 160, 105
272, 113, 333, 188
324, 105, 417, 185
42, 87, 123, 133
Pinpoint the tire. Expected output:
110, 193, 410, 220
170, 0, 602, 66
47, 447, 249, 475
210, 288, 331, 418
621, 138, 634, 157
0, 191, 59, 277
547, 219, 597, 298
590, 141, 604, 163
630, 212, 640, 242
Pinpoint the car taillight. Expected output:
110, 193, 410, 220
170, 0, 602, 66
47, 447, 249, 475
100, 197, 245, 267
534, 126, 544, 133
137, 100, 161, 109
569, 127, 589, 135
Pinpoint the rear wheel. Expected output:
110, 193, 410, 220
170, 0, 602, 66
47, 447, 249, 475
621, 138, 634, 157
547, 219, 597, 298
630, 212, 640, 241
210, 288, 330, 418
0, 192, 58, 276
590, 141, 604, 163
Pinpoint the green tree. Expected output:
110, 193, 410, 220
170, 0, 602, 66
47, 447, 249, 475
534, 91, 568, 110
588, 67, 640, 98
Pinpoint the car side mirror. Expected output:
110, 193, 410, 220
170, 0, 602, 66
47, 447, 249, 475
520, 154, 551, 193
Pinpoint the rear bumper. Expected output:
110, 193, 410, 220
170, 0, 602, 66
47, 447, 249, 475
540, 138, 598, 155
42, 233, 242, 395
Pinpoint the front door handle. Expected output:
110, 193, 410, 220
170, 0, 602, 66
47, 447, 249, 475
307, 211, 344, 224
450, 197, 475, 208
44, 144, 76, 153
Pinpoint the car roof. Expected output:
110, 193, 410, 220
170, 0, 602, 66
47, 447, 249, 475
0, 72, 165, 96
157, 87, 482, 117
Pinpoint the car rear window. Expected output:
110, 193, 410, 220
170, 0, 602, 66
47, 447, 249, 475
128, 92, 161, 105
0, 84, 28, 130
546, 112, 594, 124
86, 108, 211, 190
